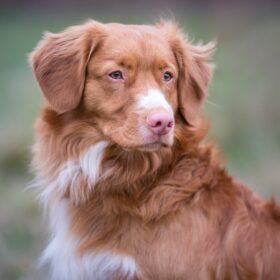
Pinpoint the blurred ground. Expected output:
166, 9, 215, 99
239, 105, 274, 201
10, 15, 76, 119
0, 3, 279, 279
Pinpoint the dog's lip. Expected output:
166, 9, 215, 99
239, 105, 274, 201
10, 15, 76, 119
137, 142, 162, 150
134, 141, 171, 152
122, 141, 168, 152
119, 133, 173, 151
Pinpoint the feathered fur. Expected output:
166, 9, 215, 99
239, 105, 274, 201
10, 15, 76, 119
30, 20, 280, 280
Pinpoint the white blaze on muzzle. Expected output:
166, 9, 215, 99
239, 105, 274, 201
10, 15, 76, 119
137, 88, 173, 114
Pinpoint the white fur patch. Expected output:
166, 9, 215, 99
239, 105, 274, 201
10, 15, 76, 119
38, 140, 137, 278
39, 141, 109, 204
137, 88, 173, 114
80, 141, 109, 185
40, 199, 137, 280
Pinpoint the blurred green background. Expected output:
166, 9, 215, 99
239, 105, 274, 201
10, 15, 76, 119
0, 1, 279, 279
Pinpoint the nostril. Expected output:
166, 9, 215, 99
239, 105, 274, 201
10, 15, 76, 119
154, 121, 162, 128
167, 121, 173, 128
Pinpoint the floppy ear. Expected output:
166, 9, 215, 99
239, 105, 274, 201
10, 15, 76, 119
158, 21, 215, 126
30, 21, 104, 113
178, 41, 215, 126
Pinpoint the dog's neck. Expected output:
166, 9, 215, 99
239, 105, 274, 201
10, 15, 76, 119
97, 144, 173, 194
96, 138, 220, 208
68, 136, 222, 254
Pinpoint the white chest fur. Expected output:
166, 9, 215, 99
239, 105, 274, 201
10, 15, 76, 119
38, 142, 137, 279
40, 200, 136, 280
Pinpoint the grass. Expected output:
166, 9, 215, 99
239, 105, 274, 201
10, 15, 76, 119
0, 9, 279, 279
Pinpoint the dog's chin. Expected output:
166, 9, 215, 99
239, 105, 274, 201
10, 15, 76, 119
111, 132, 174, 152
123, 139, 173, 153
120, 142, 167, 153
136, 142, 165, 152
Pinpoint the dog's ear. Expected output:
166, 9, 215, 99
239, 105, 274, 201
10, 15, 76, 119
158, 21, 215, 126
30, 21, 104, 113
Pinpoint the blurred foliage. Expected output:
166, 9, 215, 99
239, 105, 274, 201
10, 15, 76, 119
0, 5, 279, 280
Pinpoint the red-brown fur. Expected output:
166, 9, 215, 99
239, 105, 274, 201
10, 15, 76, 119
30, 20, 280, 279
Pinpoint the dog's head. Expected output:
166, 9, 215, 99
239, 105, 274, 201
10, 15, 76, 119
30, 20, 214, 152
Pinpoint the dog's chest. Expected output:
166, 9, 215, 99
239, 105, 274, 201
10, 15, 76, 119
42, 200, 137, 280
43, 198, 223, 280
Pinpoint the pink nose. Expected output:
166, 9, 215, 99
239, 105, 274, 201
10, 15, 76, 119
146, 112, 174, 136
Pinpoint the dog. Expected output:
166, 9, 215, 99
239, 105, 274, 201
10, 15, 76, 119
30, 20, 280, 279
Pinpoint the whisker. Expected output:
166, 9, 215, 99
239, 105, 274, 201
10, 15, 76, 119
206, 99, 220, 108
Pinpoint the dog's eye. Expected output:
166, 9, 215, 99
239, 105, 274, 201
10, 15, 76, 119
109, 71, 124, 80
163, 71, 173, 82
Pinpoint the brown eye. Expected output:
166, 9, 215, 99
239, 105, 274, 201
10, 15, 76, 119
163, 71, 173, 82
109, 71, 124, 80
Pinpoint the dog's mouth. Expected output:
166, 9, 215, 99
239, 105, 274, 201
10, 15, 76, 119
123, 140, 172, 152
136, 142, 165, 152
109, 127, 174, 152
